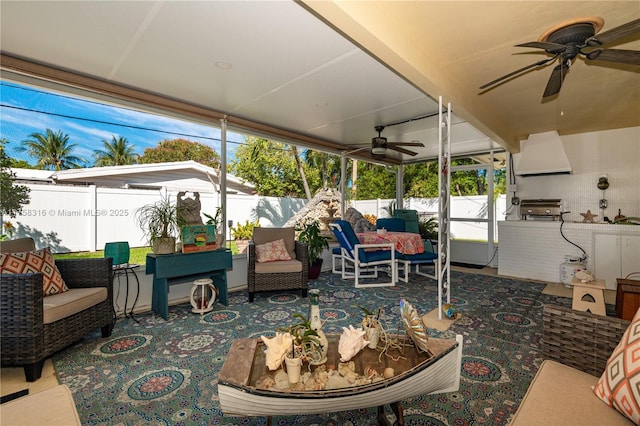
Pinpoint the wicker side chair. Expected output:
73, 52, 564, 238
247, 227, 309, 302
1, 243, 115, 382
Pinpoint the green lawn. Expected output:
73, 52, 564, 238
53, 246, 152, 265
53, 242, 241, 265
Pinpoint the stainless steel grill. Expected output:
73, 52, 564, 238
520, 199, 562, 221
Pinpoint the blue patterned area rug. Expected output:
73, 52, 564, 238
53, 270, 589, 425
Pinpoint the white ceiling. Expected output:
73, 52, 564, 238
1, 1, 638, 166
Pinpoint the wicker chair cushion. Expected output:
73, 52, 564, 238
255, 239, 292, 263
594, 307, 640, 423
43, 287, 107, 324
0, 247, 69, 296
254, 259, 302, 274
253, 227, 296, 260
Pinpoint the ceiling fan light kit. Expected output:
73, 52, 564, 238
371, 137, 387, 155
369, 125, 424, 157
479, 17, 640, 99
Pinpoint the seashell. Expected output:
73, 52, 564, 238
383, 367, 395, 378
364, 366, 379, 379
338, 325, 369, 362
261, 332, 294, 371
575, 270, 594, 282
400, 299, 429, 352
338, 361, 356, 377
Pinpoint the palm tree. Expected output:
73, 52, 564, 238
18, 129, 85, 170
94, 136, 138, 166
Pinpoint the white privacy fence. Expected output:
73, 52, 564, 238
5, 182, 505, 253
352, 195, 507, 241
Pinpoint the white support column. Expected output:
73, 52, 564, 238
88, 185, 97, 251
220, 118, 228, 246
487, 151, 495, 265
340, 155, 347, 218
396, 164, 403, 209
437, 97, 452, 319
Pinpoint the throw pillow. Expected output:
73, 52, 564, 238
0, 247, 69, 296
593, 307, 640, 423
255, 239, 292, 263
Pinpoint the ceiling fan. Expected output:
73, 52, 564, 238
479, 17, 640, 99
369, 125, 424, 157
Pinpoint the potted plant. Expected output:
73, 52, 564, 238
297, 219, 330, 280
418, 216, 438, 250
279, 313, 324, 364
230, 219, 259, 254
135, 195, 186, 254
204, 206, 225, 249
360, 305, 382, 349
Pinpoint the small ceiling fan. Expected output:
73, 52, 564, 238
479, 17, 640, 99
369, 125, 424, 157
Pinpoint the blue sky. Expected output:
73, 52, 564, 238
0, 81, 245, 166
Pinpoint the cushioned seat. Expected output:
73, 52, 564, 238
330, 220, 396, 288
247, 227, 308, 302
397, 251, 437, 282
375, 218, 405, 232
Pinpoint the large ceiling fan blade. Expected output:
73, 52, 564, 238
388, 145, 419, 156
542, 63, 569, 98
479, 56, 558, 89
516, 41, 567, 53
585, 48, 640, 65
389, 141, 424, 147
586, 18, 640, 46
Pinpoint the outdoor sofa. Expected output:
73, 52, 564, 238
511, 303, 633, 425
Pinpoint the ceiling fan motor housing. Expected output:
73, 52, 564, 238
371, 136, 387, 154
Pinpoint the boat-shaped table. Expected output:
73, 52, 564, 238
218, 333, 463, 425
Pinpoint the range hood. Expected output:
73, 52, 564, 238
515, 131, 572, 176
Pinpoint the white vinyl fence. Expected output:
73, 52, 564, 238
5, 182, 505, 253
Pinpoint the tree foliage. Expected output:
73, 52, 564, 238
230, 137, 321, 197
138, 138, 220, 168
94, 136, 138, 166
0, 139, 30, 218
18, 129, 85, 170
354, 163, 396, 199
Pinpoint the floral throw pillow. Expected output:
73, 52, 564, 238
0, 247, 69, 296
255, 239, 292, 263
593, 307, 640, 423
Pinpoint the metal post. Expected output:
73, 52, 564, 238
437, 97, 452, 319
220, 118, 228, 247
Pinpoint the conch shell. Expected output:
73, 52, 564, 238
338, 325, 369, 362
575, 270, 594, 283
261, 332, 293, 370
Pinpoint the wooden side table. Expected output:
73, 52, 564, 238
571, 278, 606, 316
145, 249, 232, 320
616, 278, 640, 320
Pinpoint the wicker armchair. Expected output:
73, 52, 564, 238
542, 304, 630, 376
247, 227, 309, 302
1, 252, 115, 381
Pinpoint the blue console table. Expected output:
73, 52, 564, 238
145, 249, 232, 320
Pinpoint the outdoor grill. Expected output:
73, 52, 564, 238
520, 199, 563, 221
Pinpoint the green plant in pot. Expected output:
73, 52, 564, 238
204, 206, 226, 249
278, 313, 324, 363
135, 195, 186, 254
230, 219, 259, 254
297, 219, 330, 280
